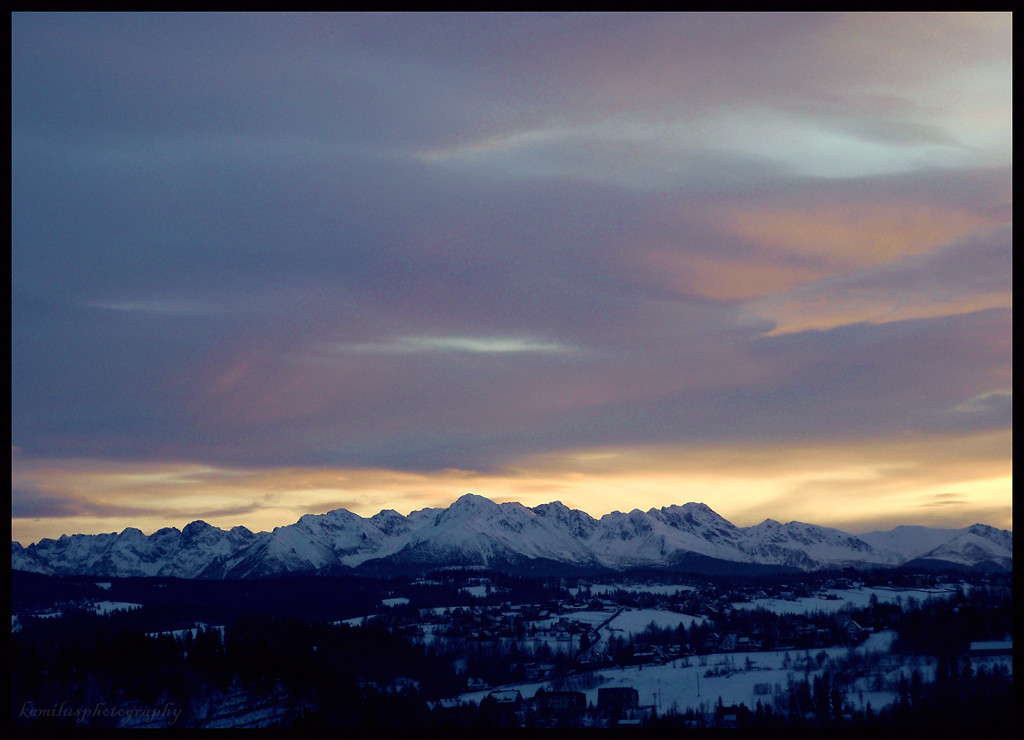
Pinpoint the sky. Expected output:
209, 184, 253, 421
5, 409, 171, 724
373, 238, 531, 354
11, 12, 1012, 545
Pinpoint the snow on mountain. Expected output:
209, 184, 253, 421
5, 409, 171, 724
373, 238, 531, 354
209, 506, 417, 578
391, 494, 602, 569
586, 504, 741, 568
532, 501, 599, 540
910, 524, 1013, 570
858, 523, 1013, 570
10, 494, 1012, 579
857, 525, 966, 561
739, 519, 887, 570
11, 522, 260, 579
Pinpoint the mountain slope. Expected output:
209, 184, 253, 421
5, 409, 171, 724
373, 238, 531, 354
11, 494, 1012, 579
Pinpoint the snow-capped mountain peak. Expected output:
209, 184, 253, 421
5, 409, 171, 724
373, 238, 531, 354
11, 496, 1012, 579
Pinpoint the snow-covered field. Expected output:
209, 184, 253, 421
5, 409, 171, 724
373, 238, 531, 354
456, 629, 1012, 716
554, 607, 705, 635
93, 600, 143, 615
455, 630, 888, 709
12, 599, 142, 631
731, 585, 964, 615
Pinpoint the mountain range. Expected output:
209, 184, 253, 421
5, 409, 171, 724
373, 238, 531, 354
10, 494, 1012, 579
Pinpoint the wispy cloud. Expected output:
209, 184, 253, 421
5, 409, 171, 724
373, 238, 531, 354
920, 492, 969, 508
741, 225, 1012, 334
327, 335, 574, 355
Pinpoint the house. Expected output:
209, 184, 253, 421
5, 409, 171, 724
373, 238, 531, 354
534, 689, 586, 719
522, 662, 556, 681
697, 632, 720, 654
483, 689, 522, 707
630, 643, 665, 664
843, 619, 868, 644
718, 632, 738, 652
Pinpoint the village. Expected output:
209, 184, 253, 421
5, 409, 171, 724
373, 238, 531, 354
334, 570, 1002, 727
368, 571, 904, 661
11, 567, 1011, 728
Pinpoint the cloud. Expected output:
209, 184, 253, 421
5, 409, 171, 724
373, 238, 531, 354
12, 13, 1011, 542
920, 492, 969, 508
12, 427, 1011, 544
12, 487, 95, 520
741, 224, 1013, 334
326, 335, 574, 356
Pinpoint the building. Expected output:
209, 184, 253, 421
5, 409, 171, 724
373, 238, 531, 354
480, 689, 524, 726
843, 619, 868, 644
714, 704, 745, 728
534, 689, 586, 719
598, 687, 639, 718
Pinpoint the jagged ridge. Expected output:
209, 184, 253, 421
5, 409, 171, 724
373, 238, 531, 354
11, 493, 1012, 579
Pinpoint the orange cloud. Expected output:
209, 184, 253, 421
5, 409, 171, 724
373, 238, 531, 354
721, 203, 995, 268
643, 249, 827, 302
641, 189, 1010, 312
745, 287, 1012, 337
12, 427, 1010, 545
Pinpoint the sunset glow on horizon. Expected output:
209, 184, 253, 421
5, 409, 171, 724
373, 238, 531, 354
12, 12, 1011, 546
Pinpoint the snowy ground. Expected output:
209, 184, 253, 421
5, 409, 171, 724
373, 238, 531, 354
456, 629, 1012, 716
93, 600, 143, 615
12, 599, 142, 631
731, 585, 964, 615
594, 607, 706, 635
447, 583, 1006, 715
